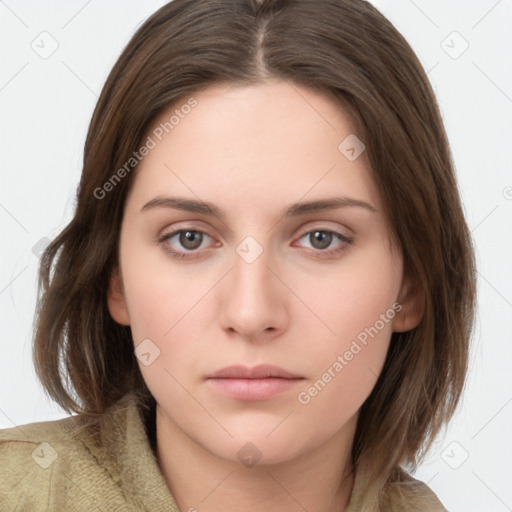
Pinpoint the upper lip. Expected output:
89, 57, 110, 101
208, 364, 303, 379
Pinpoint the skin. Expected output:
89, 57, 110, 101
108, 78, 422, 512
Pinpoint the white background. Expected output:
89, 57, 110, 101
1, 1, 511, 511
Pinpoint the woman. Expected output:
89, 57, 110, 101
0, 1, 476, 510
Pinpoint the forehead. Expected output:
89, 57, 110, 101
128, 79, 380, 213
151, 79, 357, 143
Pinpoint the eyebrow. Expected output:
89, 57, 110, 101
141, 195, 377, 218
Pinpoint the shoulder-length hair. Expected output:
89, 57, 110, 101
33, 0, 476, 500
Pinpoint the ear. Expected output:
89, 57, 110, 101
107, 265, 131, 326
392, 275, 424, 333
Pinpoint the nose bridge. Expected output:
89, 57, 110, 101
219, 233, 285, 337
231, 234, 275, 303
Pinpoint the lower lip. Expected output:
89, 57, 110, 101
207, 377, 304, 401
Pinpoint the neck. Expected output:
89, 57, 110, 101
155, 406, 357, 512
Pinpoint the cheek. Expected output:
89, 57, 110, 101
304, 241, 401, 344
119, 242, 217, 396
296, 310, 391, 438
120, 235, 204, 342
292, 244, 400, 410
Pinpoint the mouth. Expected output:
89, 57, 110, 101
205, 364, 305, 401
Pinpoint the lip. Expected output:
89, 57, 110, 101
208, 364, 303, 379
206, 364, 305, 401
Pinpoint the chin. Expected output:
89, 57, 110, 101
204, 425, 316, 468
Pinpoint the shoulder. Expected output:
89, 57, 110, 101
0, 401, 142, 512
0, 414, 88, 511
379, 469, 449, 512
0, 414, 83, 472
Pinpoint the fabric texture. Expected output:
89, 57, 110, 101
0, 392, 448, 511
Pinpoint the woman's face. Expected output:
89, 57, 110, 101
108, 79, 420, 465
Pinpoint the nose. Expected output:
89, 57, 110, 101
217, 241, 289, 343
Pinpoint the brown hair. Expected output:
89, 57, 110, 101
33, 0, 476, 501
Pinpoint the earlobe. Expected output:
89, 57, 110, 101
392, 277, 424, 333
107, 266, 131, 326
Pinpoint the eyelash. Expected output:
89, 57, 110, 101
158, 227, 354, 260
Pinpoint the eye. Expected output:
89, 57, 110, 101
159, 229, 215, 259
294, 229, 354, 258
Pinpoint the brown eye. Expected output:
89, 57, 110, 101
295, 228, 354, 259
179, 230, 204, 250
159, 229, 213, 258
